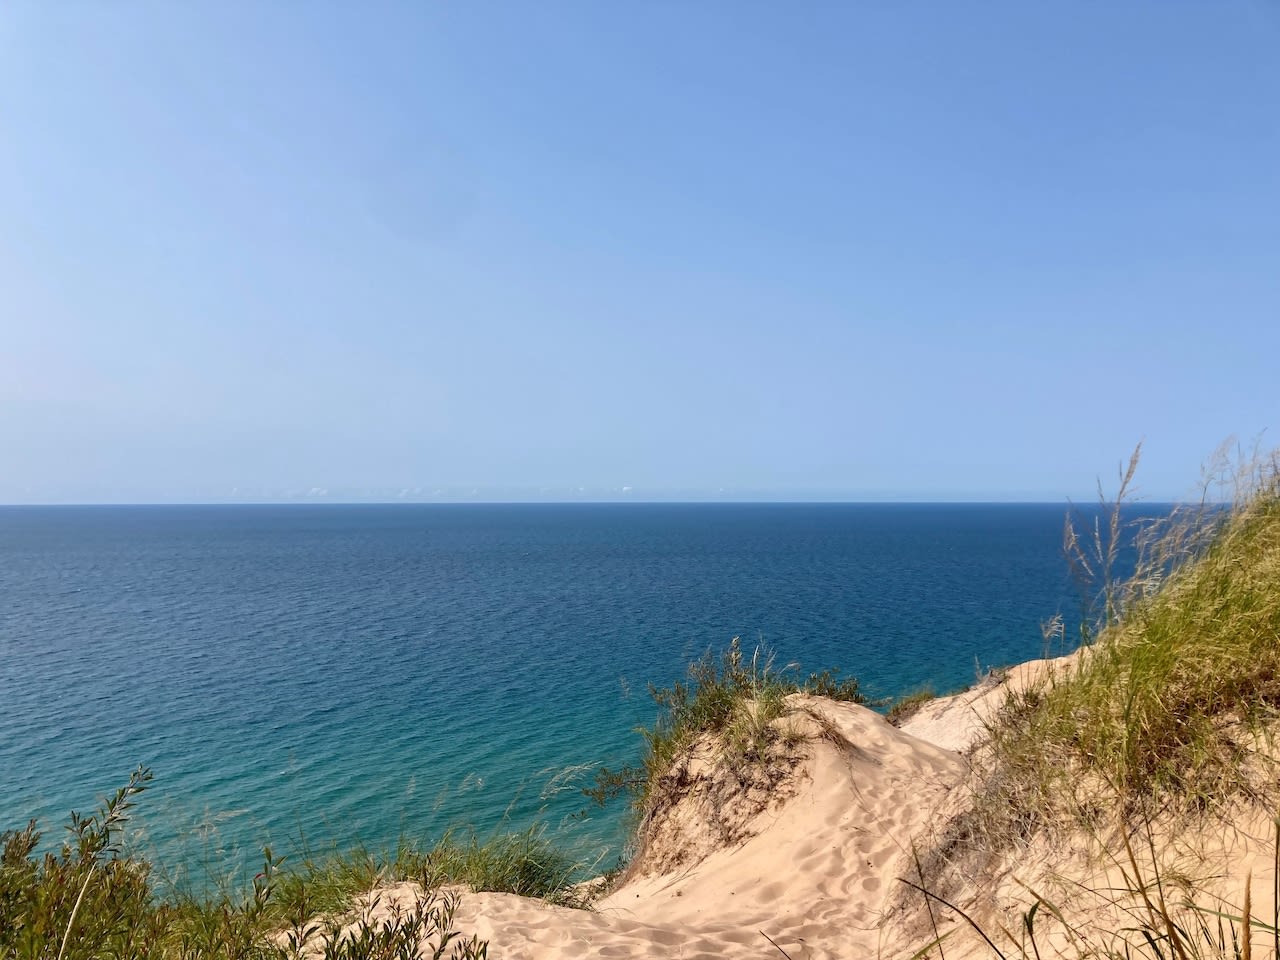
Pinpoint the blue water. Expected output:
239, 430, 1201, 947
1, 503, 1097, 883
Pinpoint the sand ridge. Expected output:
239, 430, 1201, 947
896, 652, 1079, 754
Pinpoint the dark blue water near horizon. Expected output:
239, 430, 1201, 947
0, 503, 1118, 884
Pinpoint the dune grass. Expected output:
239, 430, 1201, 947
0, 764, 610, 958
268, 823, 585, 921
979, 447, 1280, 827
887, 685, 938, 727
907, 445, 1280, 960
586, 636, 867, 814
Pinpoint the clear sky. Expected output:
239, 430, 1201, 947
2, 3, 1277, 503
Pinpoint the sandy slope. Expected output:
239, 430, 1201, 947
446, 694, 968, 959
335, 655, 1277, 959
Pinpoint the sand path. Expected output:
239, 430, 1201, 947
455, 696, 966, 958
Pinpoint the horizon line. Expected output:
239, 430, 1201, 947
0, 498, 1191, 508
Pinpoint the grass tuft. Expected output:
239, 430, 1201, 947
400, 826, 586, 904
887, 686, 938, 727
585, 636, 868, 815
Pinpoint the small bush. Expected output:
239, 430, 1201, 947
0, 768, 491, 960
283, 886, 487, 960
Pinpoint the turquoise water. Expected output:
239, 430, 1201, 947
1, 503, 1108, 883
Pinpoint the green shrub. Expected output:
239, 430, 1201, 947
0, 768, 490, 959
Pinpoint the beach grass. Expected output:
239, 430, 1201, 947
905, 445, 1280, 959
266, 823, 585, 922
0, 765, 610, 957
585, 636, 867, 815
887, 685, 938, 726
979, 446, 1280, 829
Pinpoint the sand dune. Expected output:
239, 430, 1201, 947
333, 656, 1276, 958
450, 692, 972, 958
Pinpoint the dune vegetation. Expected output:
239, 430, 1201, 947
0, 766, 573, 959
971, 447, 1280, 835
904, 445, 1280, 959
585, 637, 866, 813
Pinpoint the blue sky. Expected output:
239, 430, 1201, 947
2, 3, 1277, 503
